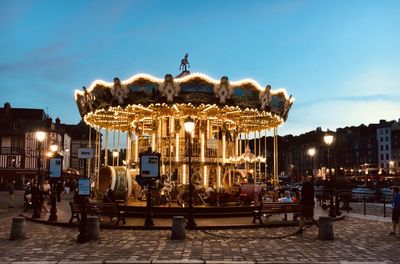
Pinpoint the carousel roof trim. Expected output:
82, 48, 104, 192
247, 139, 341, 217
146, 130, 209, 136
74, 72, 293, 101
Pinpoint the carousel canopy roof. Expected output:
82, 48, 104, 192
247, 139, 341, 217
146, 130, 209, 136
74, 72, 294, 133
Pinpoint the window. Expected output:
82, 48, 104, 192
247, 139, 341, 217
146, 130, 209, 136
386, 136, 388, 142
11, 137, 22, 153
380, 145, 383, 151
381, 154, 384, 160
6, 156, 17, 168
386, 145, 389, 151
386, 153, 389, 160
385, 128, 389, 134
380, 137, 383, 142
381, 163, 384, 168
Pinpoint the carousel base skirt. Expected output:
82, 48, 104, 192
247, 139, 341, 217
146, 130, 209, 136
124, 198, 257, 218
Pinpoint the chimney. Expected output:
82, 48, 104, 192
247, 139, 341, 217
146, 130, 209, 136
55, 117, 61, 128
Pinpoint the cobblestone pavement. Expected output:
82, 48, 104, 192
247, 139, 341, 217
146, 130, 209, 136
0, 212, 399, 264
1, 191, 399, 263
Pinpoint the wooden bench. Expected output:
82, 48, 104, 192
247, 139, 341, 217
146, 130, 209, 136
252, 202, 301, 225
69, 202, 126, 226
69, 202, 83, 223
91, 202, 126, 226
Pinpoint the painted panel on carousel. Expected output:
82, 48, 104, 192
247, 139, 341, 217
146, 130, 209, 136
91, 84, 113, 109
180, 76, 215, 103
126, 78, 159, 105
270, 93, 286, 116
231, 84, 259, 109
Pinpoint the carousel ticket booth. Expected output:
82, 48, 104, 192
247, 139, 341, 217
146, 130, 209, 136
74, 68, 293, 212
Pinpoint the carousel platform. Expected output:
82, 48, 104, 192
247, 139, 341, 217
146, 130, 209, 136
20, 193, 334, 230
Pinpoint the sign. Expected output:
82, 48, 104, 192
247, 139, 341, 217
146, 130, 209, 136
49, 157, 62, 178
78, 148, 93, 159
78, 178, 90, 196
140, 152, 161, 179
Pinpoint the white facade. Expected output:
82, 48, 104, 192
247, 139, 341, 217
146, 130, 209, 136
377, 121, 400, 173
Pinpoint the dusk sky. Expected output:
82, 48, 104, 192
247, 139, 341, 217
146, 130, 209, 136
1, 0, 399, 136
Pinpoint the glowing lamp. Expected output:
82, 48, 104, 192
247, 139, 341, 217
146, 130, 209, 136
36, 131, 46, 142
307, 147, 316, 157
50, 144, 58, 153
184, 117, 195, 133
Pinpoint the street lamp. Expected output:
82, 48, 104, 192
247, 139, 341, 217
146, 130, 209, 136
323, 131, 336, 218
307, 147, 316, 181
112, 150, 119, 166
48, 144, 59, 221
32, 131, 46, 218
184, 116, 196, 229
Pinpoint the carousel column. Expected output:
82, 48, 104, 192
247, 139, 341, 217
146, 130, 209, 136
200, 129, 205, 186
133, 133, 139, 163
104, 129, 109, 166
255, 131, 258, 182
117, 131, 121, 166
222, 133, 226, 165
95, 129, 100, 190
126, 130, 132, 169
205, 119, 210, 186
264, 130, 267, 181
175, 119, 180, 183
258, 131, 261, 181
151, 133, 156, 154
273, 127, 279, 189
168, 117, 173, 181
160, 118, 164, 174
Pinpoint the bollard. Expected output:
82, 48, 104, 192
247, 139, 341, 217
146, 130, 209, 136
318, 216, 334, 240
86, 216, 100, 241
171, 216, 186, 240
10, 217, 26, 240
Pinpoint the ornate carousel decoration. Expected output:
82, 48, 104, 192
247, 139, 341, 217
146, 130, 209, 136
74, 56, 294, 205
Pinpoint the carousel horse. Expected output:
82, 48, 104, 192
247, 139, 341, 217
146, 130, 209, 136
179, 53, 190, 71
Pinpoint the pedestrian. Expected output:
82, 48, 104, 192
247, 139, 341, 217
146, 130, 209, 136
42, 180, 51, 212
390, 186, 400, 235
299, 176, 318, 234
7, 180, 15, 208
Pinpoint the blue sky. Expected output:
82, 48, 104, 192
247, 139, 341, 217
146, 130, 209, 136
1, 0, 399, 136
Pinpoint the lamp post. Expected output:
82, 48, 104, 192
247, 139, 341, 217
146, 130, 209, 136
184, 117, 196, 229
32, 131, 46, 218
323, 131, 336, 218
48, 144, 59, 221
307, 147, 316, 181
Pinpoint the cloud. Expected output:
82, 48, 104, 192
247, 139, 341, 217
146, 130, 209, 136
0, 41, 76, 82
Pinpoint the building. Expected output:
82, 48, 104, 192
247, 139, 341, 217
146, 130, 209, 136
376, 119, 400, 174
0, 103, 70, 188
60, 121, 100, 177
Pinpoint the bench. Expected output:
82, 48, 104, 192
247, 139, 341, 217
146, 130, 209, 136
69, 202, 126, 226
91, 202, 126, 226
252, 202, 301, 225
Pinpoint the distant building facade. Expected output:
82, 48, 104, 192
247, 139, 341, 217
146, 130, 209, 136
0, 103, 70, 187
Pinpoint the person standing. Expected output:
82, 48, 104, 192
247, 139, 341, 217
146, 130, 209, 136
390, 186, 400, 235
299, 176, 318, 233
42, 180, 51, 212
7, 180, 15, 208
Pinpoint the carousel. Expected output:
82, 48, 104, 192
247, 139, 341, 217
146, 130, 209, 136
74, 56, 294, 211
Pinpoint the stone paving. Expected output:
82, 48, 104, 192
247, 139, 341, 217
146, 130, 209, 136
0, 191, 399, 263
